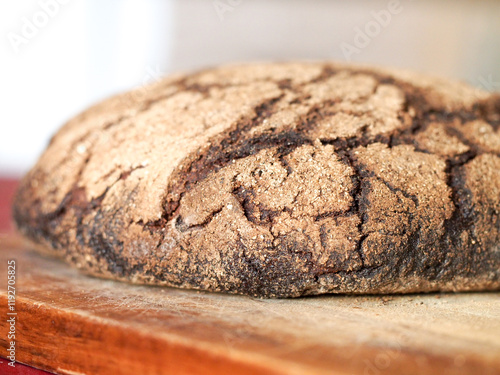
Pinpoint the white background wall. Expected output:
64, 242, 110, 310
1, 0, 499, 177
0, 0, 174, 176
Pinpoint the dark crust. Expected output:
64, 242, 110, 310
13, 64, 500, 297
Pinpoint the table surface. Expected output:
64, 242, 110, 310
0, 178, 55, 375
0, 178, 499, 375
0, 233, 499, 375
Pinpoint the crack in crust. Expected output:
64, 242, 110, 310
13, 63, 500, 297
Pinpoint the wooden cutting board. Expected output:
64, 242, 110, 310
0, 233, 499, 375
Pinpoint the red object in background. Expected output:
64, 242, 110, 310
0, 359, 53, 375
0, 178, 19, 233
1, 179, 55, 374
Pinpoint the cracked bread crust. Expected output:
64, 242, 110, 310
13, 62, 500, 297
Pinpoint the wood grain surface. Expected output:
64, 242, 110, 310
0, 234, 499, 375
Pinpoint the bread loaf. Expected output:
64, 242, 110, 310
13, 62, 500, 297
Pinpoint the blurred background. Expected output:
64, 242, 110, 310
2, 0, 500, 176
1, 0, 500, 229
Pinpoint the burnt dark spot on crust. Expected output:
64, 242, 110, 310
336, 151, 369, 269
13, 167, 149, 278
438, 162, 479, 277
